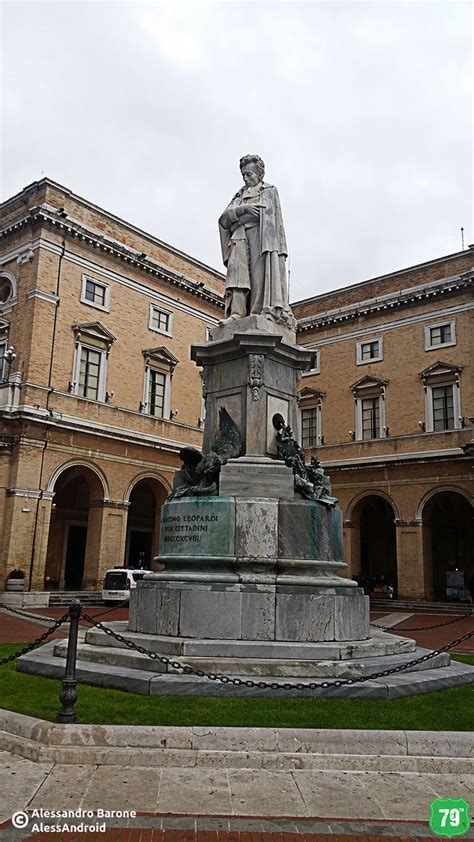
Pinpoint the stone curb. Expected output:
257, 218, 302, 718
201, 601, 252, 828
1, 709, 473, 773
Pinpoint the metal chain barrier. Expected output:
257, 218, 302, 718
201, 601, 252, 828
0, 599, 128, 624
0, 603, 62, 624
371, 612, 473, 633
0, 613, 69, 665
80, 610, 474, 691
92, 599, 130, 619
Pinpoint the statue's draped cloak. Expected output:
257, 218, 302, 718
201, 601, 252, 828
218, 182, 289, 315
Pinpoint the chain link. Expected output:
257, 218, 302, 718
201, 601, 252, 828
0, 613, 69, 665
92, 599, 130, 619
80, 611, 474, 691
371, 612, 473, 633
0, 599, 128, 624
0, 603, 61, 624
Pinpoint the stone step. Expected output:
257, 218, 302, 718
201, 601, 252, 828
53, 639, 450, 678
1, 724, 473, 774
49, 591, 105, 606
84, 622, 417, 661
371, 598, 473, 614
17, 640, 474, 700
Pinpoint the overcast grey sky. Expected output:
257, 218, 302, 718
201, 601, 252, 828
1, 0, 472, 300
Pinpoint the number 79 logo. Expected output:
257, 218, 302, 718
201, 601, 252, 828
430, 798, 471, 837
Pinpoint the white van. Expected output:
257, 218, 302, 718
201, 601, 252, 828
102, 567, 147, 603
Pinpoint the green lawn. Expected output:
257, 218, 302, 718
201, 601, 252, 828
1, 643, 473, 730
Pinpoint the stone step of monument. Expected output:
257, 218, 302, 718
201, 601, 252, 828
16, 639, 474, 699
2, 719, 474, 774
371, 599, 473, 614
52, 639, 451, 678
49, 591, 104, 606
84, 621, 417, 661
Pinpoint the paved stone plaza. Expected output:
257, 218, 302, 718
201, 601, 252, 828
1, 606, 473, 839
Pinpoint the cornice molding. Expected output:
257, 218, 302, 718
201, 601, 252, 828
0, 403, 200, 453
26, 288, 59, 304
0, 177, 225, 281
297, 272, 474, 333
1, 204, 224, 310
302, 301, 473, 349
321, 446, 466, 469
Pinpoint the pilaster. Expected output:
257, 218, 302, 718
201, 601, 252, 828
395, 520, 426, 598
82, 500, 129, 589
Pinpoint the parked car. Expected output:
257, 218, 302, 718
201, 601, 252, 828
102, 567, 147, 603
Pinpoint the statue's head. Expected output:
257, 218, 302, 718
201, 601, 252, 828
240, 154, 265, 187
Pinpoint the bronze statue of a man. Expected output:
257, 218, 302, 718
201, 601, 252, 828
218, 155, 293, 327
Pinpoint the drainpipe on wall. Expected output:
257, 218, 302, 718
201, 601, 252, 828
27, 236, 66, 591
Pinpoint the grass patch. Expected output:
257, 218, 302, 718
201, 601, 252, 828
1, 644, 473, 730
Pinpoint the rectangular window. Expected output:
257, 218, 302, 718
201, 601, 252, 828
432, 385, 455, 431
430, 324, 451, 345
80, 276, 109, 311
150, 305, 172, 335
424, 320, 456, 350
147, 369, 166, 417
78, 346, 101, 400
0, 342, 6, 380
361, 397, 380, 440
85, 279, 105, 306
302, 349, 320, 377
302, 408, 318, 447
361, 341, 379, 361
356, 338, 383, 365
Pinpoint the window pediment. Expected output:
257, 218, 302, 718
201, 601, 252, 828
419, 360, 463, 383
351, 374, 388, 396
299, 386, 325, 403
143, 346, 179, 373
72, 321, 116, 351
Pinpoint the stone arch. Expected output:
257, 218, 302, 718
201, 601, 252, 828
418, 487, 473, 601
415, 485, 473, 522
345, 491, 399, 595
123, 471, 172, 503
44, 462, 109, 591
346, 489, 401, 524
123, 472, 170, 568
47, 459, 111, 501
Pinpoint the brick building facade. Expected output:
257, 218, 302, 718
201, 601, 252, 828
0, 179, 224, 591
293, 251, 473, 600
1, 178, 472, 600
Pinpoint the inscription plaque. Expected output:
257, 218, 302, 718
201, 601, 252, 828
159, 497, 235, 558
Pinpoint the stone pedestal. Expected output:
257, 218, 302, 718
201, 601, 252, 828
130, 325, 370, 655
130, 578, 369, 643
191, 329, 314, 457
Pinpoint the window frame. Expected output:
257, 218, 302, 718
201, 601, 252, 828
301, 349, 321, 377
80, 275, 111, 313
351, 377, 388, 441
301, 405, 321, 447
72, 341, 107, 402
424, 319, 456, 351
142, 366, 171, 419
0, 271, 18, 315
360, 396, 381, 440
424, 378, 462, 432
356, 337, 383, 366
149, 304, 173, 337
0, 340, 6, 381
431, 384, 455, 432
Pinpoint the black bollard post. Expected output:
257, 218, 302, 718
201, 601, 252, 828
56, 599, 81, 724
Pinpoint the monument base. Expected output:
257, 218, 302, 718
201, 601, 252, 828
129, 580, 369, 642
17, 624, 474, 699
